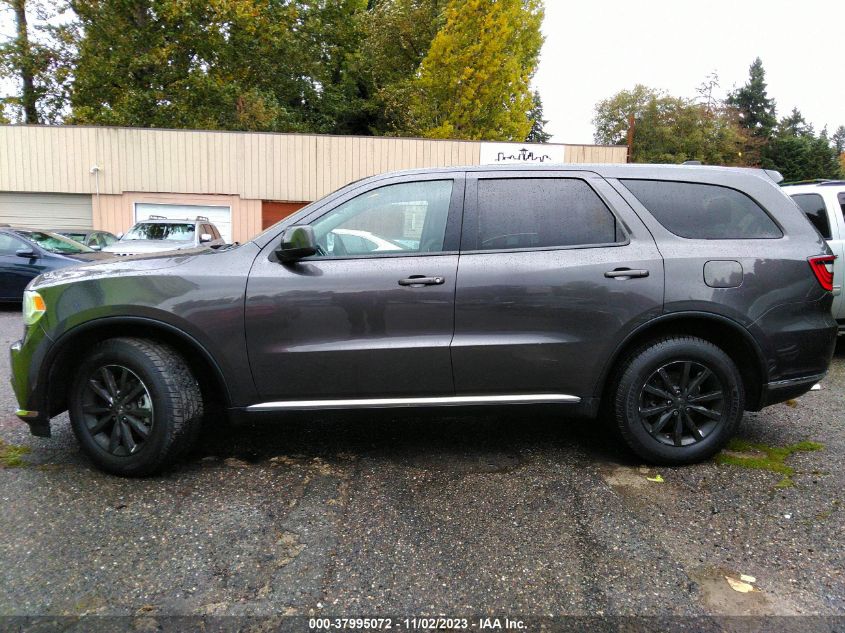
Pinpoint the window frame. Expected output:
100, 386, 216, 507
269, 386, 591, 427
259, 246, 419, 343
274, 173, 466, 262
460, 172, 630, 254
620, 178, 784, 241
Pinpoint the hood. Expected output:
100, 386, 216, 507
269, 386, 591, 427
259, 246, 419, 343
31, 246, 212, 289
102, 239, 194, 255
60, 251, 115, 263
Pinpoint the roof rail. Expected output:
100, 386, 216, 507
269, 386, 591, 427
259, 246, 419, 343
781, 179, 845, 187
146, 214, 167, 220
763, 169, 784, 184
195, 215, 209, 222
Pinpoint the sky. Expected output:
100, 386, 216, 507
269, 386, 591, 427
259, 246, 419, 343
2, 0, 843, 145
534, 0, 845, 144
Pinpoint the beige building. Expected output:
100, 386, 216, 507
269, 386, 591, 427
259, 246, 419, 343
0, 125, 626, 243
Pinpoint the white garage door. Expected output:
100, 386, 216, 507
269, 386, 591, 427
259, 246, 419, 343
135, 203, 232, 243
0, 192, 93, 230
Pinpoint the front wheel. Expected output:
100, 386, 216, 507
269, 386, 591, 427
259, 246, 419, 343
612, 336, 744, 464
69, 337, 204, 476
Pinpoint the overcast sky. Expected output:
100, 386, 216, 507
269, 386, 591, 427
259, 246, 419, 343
535, 0, 845, 144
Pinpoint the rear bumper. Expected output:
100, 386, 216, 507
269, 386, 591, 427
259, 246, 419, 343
758, 372, 825, 408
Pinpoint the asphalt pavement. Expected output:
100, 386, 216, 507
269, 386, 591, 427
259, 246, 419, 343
0, 305, 843, 629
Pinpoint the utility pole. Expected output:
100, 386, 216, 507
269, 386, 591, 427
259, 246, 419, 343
626, 113, 635, 163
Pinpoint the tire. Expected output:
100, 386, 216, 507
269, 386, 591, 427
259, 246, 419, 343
612, 336, 744, 465
69, 337, 204, 476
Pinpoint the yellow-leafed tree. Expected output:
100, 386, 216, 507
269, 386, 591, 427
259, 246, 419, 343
408, 0, 544, 141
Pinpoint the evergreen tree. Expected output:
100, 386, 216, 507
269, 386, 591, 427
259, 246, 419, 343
763, 109, 841, 181
727, 57, 777, 139
525, 90, 551, 143
832, 125, 845, 154
407, 0, 544, 141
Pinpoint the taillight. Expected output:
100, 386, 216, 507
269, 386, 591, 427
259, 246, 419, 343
808, 255, 835, 291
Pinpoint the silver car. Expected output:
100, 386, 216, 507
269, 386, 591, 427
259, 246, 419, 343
102, 215, 226, 256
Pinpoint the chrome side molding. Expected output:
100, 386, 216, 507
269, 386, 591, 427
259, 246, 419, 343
247, 393, 581, 412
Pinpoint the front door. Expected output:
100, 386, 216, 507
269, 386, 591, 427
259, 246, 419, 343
245, 175, 464, 401
0, 233, 45, 301
451, 171, 665, 401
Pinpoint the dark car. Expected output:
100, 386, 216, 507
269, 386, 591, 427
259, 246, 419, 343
0, 228, 112, 302
10, 164, 837, 476
54, 229, 119, 251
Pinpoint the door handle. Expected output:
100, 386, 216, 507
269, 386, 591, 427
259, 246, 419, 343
605, 268, 649, 279
398, 275, 445, 287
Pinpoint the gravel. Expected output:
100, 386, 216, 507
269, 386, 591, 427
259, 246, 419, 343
0, 305, 842, 624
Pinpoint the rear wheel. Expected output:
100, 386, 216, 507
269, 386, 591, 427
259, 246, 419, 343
69, 337, 203, 476
612, 336, 744, 464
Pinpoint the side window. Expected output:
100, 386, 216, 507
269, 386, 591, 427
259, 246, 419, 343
311, 180, 453, 257
622, 179, 782, 239
474, 178, 619, 250
212, 225, 222, 240
0, 233, 27, 256
791, 193, 831, 239
102, 233, 117, 246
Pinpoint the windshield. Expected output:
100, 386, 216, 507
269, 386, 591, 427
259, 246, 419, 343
60, 232, 88, 243
123, 222, 196, 241
14, 230, 93, 254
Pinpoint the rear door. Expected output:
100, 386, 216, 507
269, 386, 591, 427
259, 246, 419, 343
451, 171, 664, 402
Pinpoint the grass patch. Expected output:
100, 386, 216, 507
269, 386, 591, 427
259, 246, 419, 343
715, 438, 823, 487
0, 439, 31, 468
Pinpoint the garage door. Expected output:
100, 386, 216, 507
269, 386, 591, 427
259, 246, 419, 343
135, 203, 232, 243
0, 192, 93, 230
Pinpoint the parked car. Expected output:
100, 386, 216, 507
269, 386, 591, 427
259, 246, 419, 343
101, 215, 225, 256
0, 227, 112, 302
10, 165, 837, 476
54, 229, 119, 251
782, 180, 845, 334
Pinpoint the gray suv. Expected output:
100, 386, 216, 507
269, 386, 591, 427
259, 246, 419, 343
10, 165, 837, 476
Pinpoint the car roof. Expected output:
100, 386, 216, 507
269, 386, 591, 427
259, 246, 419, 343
781, 180, 845, 194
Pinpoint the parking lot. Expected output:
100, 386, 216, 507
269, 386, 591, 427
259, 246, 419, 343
0, 304, 843, 624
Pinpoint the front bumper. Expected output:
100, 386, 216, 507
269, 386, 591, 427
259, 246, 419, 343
10, 326, 53, 437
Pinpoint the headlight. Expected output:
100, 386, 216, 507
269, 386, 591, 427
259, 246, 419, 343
22, 290, 46, 326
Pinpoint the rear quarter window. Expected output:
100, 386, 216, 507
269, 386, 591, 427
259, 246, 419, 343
621, 179, 782, 239
790, 193, 831, 239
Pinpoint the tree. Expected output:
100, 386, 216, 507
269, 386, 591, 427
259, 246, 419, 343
525, 90, 551, 143
69, 0, 319, 131
832, 125, 845, 154
0, 0, 74, 123
727, 57, 777, 139
763, 109, 841, 181
405, 0, 544, 141
592, 84, 746, 165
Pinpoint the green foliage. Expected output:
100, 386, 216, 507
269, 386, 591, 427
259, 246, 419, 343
727, 57, 777, 139
763, 108, 842, 181
406, 0, 544, 141
525, 89, 551, 143
0, 0, 74, 123
592, 84, 746, 165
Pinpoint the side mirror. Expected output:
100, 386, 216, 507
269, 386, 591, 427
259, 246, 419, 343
89, 244, 102, 251
16, 248, 37, 259
200, 233, 213, 243
276, 225, 317, 262
116, 233, 124, 239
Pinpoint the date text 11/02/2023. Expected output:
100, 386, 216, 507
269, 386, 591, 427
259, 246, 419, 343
308, 617, 526, 630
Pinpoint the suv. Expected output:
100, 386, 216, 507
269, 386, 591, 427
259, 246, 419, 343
101, 215, 225, 256
10, 165, 837, 476
782, 180, 845, 334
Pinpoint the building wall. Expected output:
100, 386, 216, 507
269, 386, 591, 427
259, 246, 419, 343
0, 125, 628, 242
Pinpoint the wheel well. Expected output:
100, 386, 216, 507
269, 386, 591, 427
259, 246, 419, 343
45, 321, 230, 418
599, 316, 765, 411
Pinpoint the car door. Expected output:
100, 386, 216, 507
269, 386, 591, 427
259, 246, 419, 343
0, 233, 48, 300
245, 173, 464, 402
451, 171, 664, 402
